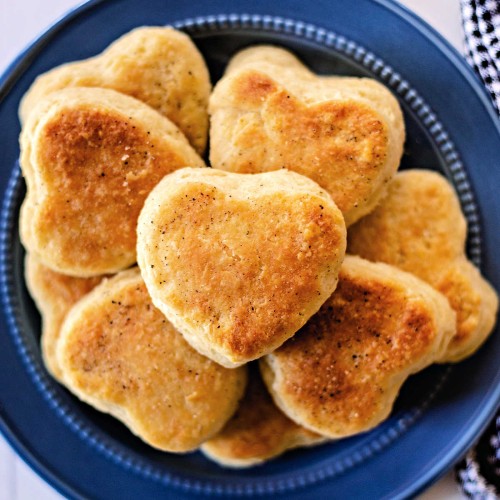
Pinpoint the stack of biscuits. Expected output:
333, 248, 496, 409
19, 27, 498, 467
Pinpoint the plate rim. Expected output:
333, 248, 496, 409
0, 1, 499, 499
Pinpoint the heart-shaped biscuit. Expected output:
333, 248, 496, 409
260, 255, 456, 438
348, 169, 498, 362
25, 253, 107, 381
20, 87, 205, 277
201, 364, 326, 468
209, 46, 405, 226
57, 268, 247, 452
19, 27, 210, 153
137, 168, 347, 368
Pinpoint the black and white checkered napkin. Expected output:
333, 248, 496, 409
461, 0, 500, 114
455, 2, 500, 497
455, 412, 499, 498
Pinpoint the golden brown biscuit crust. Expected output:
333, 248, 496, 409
25, 254, 106, 381
260, 255, 455, 438
20, 87, 205, 277
348, 169, 498, 362
201, 365, 325, 467
209, 45, 405, 225
19, 27, 211, 153
137, 168, 347, 368
57, 268, 247, 452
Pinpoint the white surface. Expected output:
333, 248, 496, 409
0, 1, 467, 499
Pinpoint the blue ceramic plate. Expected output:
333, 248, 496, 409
0, 1, 499, 498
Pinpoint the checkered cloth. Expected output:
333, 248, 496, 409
461, 0, 500, 113
456, 2, 500, 496
455, 412, 499, 498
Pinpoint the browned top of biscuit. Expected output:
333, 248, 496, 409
19, 27, 211, 154
57, 268, 247, 452
348, 169, 498, 362
261, 255, 455, 438
25, 254, 106, 380
209, 46, 405, 226
20, 87, 205, 276
201, 365, 324, 467
137, 168, 346, 368
227, 71, 387, 209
